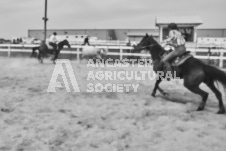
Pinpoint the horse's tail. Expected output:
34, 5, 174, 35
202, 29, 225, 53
31, 46, 39, 57
204, 65, 226, 87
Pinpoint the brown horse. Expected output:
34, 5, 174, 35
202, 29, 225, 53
135, 34, 226, 114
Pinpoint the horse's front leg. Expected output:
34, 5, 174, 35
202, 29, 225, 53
151, 78, 168, 97
151, 79, 162, 97
31, 49, 35, 57
157, 86, 168, 96
53, 51, 59, 64
38, 53, 43, 64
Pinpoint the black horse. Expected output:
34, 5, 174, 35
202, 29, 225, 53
135, 34, 226, 114
31, 39, 71, 64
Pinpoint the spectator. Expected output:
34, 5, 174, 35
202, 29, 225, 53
19, 38, 23, 43
126, 40, 131, 46
83, 36, 90, 46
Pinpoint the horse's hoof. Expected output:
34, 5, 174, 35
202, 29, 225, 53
151, 93, 156, 97
144, 100, 151, 106
197, 106, 204, 111
217, 108, 226, 114
163, 92, 169, 96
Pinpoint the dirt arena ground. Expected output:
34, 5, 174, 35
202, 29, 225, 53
0, 57, 226, 151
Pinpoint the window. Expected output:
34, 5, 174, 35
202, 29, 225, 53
163, 26, 194, 42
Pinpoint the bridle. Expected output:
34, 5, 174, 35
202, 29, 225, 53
135, 43, 166, 59
140, 44, 156, 50
135, 44, 156, 52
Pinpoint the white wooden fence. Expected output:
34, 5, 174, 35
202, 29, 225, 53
0, 44, 226, 67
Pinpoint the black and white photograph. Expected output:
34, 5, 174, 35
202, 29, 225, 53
0, 0, 226, 151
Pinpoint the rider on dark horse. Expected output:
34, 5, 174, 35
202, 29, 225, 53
161, 23, 186, 73
49, 32, 58, 54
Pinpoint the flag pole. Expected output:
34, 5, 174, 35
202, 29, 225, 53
42, 0, 48, 42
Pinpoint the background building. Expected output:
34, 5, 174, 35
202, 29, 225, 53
155, 16, 203, 42
28, 28, 159, 42
28, 28, 226, 43
28, 16, 226, 43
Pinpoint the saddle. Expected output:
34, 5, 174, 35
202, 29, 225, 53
46, 43, 56, 50
161, 50, 193, 67
46, 42, 58, 55
158, 50, 193, 79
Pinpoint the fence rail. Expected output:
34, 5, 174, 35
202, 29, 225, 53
0, 44, 226, 67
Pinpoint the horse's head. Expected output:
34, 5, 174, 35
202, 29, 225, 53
134, 33, 164, 61
100, 48, 108, 56
135, 33, 156, 50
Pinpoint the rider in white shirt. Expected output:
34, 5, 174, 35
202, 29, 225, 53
161, 23, 186, 73
49, 32, 58, 52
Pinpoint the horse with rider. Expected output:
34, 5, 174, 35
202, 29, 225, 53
134, 23, 226, 114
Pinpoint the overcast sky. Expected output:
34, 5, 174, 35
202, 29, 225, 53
1, 0, 226, 39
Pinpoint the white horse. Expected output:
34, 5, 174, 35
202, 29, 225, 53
80, 46, 108, 63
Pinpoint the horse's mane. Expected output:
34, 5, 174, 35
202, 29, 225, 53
147, 36, 165, 60
58, 39, 67, 44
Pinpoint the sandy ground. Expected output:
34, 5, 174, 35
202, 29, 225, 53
0, 57, 226, 151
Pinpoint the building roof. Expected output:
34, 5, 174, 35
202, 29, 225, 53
127, 32, 159, 37
156, 16, 203, 26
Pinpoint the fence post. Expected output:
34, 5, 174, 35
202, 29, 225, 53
119, 47, 123, 60
8, 44, 11, 57
22, 44, 24, 56
77, 48, 80, 60
219, 49, 224, 68
207, 47, 211, 65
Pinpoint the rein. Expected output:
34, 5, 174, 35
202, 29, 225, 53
134, 44, 156, 53
140, 44, 156, 50
139, 43, 166, 60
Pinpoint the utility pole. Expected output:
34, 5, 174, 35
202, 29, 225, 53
42, 0, 48, 42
